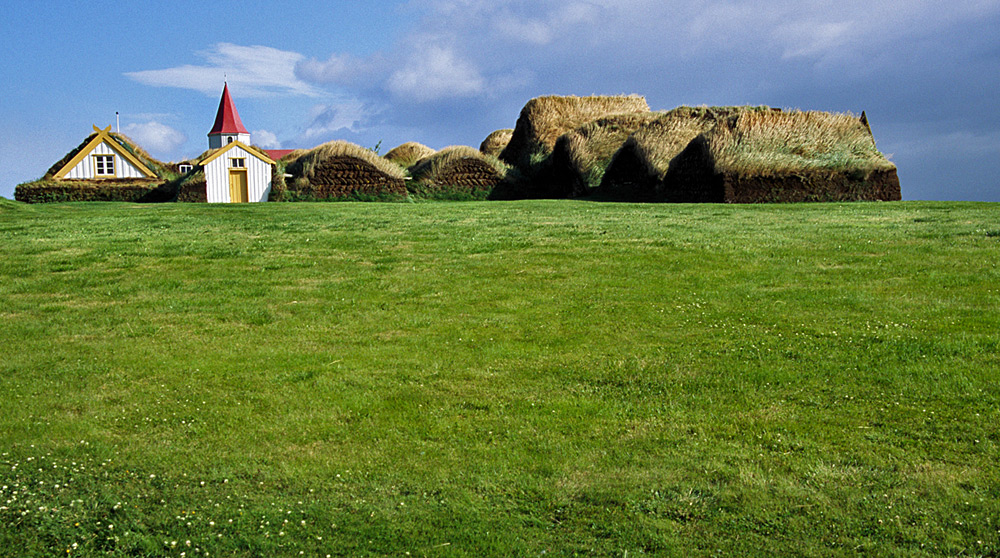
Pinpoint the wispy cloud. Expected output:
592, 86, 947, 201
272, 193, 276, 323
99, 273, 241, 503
126, 43, 324, 98
387, 43, 486, 102
298, 100, 371, 143
121, 121, 186, 155
251, 130, 282, 149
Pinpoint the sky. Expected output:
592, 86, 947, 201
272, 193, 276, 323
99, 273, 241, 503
1, 0, 999, 201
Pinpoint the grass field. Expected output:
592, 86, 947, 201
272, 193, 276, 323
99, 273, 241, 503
1, 199, 998, 557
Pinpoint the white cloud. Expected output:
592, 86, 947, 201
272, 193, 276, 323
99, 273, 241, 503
494, 15, 554, 45
121, 121, 187, 154
294, 53, 389, 88
299, 100, 370, 143
251, 130, 281, 149
126, 43, 324, 97
387, 44, 485, 101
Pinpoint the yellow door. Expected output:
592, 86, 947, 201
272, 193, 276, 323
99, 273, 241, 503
228, 170, 249, 203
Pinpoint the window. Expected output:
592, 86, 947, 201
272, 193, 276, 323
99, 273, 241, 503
94, 154, 115, 176
227, 137, 234, 144
229, 157, 246, 168
178, 163, 193, 174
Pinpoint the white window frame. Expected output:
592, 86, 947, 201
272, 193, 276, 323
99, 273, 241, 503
93, 154, 115, 176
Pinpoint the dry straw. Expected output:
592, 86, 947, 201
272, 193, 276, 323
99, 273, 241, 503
552, 112, 664, 194
384, 142, 437, 168
409, 146, 509, 188
607, 106, 770, 185
479, 129, 513, 157
287, 140, 407, 181
707, 110, 896, 174
500, 95, 650, 168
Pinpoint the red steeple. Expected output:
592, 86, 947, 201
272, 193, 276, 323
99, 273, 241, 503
208, 83, 249, 136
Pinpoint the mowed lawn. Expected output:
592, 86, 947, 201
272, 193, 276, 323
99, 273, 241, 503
1, 198, 998, 557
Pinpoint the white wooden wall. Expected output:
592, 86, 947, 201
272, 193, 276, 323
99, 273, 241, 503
204, 145, 273, 203
62, 141, 147, 179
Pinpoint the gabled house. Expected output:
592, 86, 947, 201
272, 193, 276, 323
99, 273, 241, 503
50, 125, 158, 180
195, 83, 275, 203
199, 140, 275, 203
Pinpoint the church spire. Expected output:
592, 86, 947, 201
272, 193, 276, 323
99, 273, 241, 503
208, 82, 250, 149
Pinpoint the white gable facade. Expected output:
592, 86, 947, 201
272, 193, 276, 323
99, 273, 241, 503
200, 142, 274, 203
59, 140, 151, 179
52, 125, 157, 181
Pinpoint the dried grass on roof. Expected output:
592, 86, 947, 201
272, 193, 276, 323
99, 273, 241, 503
550, 112, 663, 196
479, 129, 513, 157
288, 141, 407, 180
499, 95, 650, 169
409, 146, 509, 195
707, 110, 896, 174
278, 149, 311, 164
662, 110, 900, 203
599, 106, 770, 199
384, 142, 437, 168
284, 140, 408, 199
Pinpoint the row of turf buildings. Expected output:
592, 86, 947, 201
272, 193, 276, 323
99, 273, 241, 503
15, 86, 900, 204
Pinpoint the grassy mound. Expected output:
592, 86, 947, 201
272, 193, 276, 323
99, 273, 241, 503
285, 141, 408, 201
384, 142, 437, 168
479, 129, 513, 157
599, 106, 770, 201
550, 112, 663, 197
499, 95, 650, 173
408, 146, 509, 200
663, 110, 900, 202
14, 178, 173, 204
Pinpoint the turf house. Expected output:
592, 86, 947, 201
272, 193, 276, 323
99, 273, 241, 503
13, 124, 176, 203
50, 125, 158, 180
284, 140, 408, 201
660, 110, 901, 203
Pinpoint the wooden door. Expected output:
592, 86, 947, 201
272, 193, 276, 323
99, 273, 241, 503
228, 170, 249, 203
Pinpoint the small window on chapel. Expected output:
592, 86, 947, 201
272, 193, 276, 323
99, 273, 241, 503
229, 158, 246, 168
94, 154, 115, 176
228, 137, 234, 144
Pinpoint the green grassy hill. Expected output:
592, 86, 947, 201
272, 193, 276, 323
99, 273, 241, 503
1, 200, 998, 556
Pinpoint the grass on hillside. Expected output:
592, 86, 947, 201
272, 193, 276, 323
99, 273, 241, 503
1, 200, 998, 557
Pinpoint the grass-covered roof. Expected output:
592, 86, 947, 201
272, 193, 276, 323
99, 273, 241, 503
287, 140, 408, 180
704, 110, 896, 174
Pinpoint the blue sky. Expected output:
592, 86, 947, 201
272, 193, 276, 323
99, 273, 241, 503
2, 0, 999, 201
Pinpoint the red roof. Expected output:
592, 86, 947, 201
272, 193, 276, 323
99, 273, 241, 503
208, 83, 249, 136
264, 149, 296, 160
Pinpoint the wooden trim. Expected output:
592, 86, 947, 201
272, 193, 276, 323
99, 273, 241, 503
53, 125, 156, 179
199, 140, 275, 166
